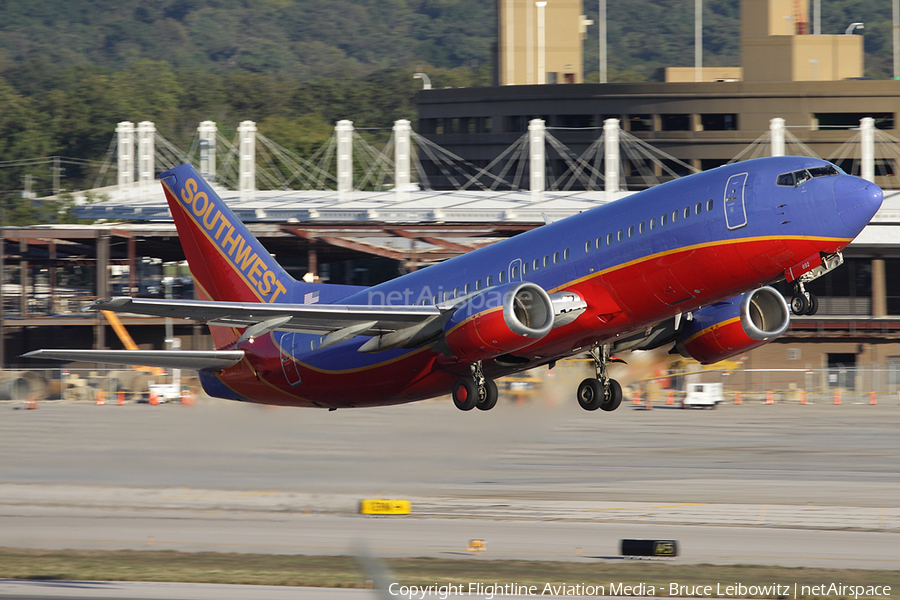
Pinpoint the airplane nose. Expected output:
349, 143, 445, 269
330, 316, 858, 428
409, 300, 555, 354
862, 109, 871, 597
833, 175, 883, 233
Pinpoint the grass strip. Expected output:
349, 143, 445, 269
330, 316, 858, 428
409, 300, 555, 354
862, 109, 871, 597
0, 548, 898, 597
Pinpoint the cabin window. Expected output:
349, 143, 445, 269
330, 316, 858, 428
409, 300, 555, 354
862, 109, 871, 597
464, 283, 471, 294
433, 294, 438, 304
672, 210, 678, 223
543, 255, 550, 267
443, 291, 451, 302
683, 207, 690, 219
487, 275, 493, 286
695, 202, 702, 215
523, 262, 529, 275
617, 229, 624, 241
628, 225, 634, 238
607, 233, 614, 245
564, 248, 570, 260
650, 217, 656, 230
707, 199, 714, 211
595, 237, 602, 249
476, 278, 482, 291
453, 286, 459, 298
533, 258, 540, 271
639, 221, 646, 234
499, 270, 506, 283
553, 251, 560, 264
585, 241, 591, 253
661, 214, 668, 226
511, 264, 519, 279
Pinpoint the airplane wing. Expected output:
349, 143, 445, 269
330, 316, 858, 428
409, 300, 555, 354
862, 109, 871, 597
83, 296, 444, 349
22, 349, 245, 370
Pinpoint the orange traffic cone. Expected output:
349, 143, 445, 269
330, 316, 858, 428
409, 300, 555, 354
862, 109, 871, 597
180, 389, 195, 406
833, 389, 842, 405
799, 390, 807, 405
734, 391, 742, 405
869, 391, 877, 405
96, 390, 105, 405
149, 390, 159, 405
666, 391, 674, 405
117, 391, 125, 406
26, 396, 37, 410
765, 390, 774, 405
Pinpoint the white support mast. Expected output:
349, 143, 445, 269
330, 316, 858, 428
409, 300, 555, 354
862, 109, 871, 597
137, 121, 155, 189
860, 117, 875, 183
394, 119, 411, 201
336, 120, 354, 200
238, 120, 257, 201
604, 118, 620, 200
529, 118, 545, 200
198, 121, 217, 181
770, 118, 785, 157
116, 121, 134, 192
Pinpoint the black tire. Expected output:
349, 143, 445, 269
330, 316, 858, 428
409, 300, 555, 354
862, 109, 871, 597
790, 294, 810, 315
577, 378, 604, 411
805, 293, 819, 315
476, 379, 499, 411
452, 378, 478, 411
600, 379, 623, 412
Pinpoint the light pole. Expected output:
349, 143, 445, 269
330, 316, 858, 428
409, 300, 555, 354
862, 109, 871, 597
413, 72, 431, 90
599, 0, 607, 83
695, 0, 702, 82
536, 2, 547, 84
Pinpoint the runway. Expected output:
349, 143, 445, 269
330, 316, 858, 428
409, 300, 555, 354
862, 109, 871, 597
0, 395, 898, 572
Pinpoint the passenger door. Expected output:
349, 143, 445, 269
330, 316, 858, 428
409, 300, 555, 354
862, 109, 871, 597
724, 173, 748, 230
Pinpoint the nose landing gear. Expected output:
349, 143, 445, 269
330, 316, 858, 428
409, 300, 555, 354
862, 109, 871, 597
790, 282, 819, 316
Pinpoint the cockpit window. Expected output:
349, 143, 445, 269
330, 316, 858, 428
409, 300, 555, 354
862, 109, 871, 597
795, 170, 812, 186
776, 165, 840, 187
776, 172, 794, 186
808, 165, 840, 178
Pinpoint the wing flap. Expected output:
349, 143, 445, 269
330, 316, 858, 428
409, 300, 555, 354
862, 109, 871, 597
23, 349, 245, 370
87, 297, 440, 336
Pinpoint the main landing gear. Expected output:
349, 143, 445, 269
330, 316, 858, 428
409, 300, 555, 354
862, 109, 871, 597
790, 282, 819, 316
452, 361, 499, 411
577, 344, 623, 412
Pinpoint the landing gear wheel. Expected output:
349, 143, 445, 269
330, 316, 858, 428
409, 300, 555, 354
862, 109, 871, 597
577, 378, 604, 411
806, 293, 819, 316
790, 294, 810, 315
600, 379, 623, 412
476, 379, 499, 411
452, 378, 478, 411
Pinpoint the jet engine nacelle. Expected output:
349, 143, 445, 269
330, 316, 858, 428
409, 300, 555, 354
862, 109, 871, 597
677, 286, 790, 365
444, 282, 554, 361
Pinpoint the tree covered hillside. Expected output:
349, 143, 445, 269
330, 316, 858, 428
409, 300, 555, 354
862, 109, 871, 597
0, 0, 895, 223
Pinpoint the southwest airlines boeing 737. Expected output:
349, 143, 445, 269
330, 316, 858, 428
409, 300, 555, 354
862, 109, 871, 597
27, 157, 882, 412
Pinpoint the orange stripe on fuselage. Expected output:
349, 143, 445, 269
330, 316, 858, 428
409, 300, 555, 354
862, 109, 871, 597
683, 316, 741, 346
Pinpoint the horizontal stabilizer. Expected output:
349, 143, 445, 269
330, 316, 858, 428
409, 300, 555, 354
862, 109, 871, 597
23, 349, 245, 370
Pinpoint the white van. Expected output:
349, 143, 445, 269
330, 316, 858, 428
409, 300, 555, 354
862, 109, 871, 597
682, 383, 725, 409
